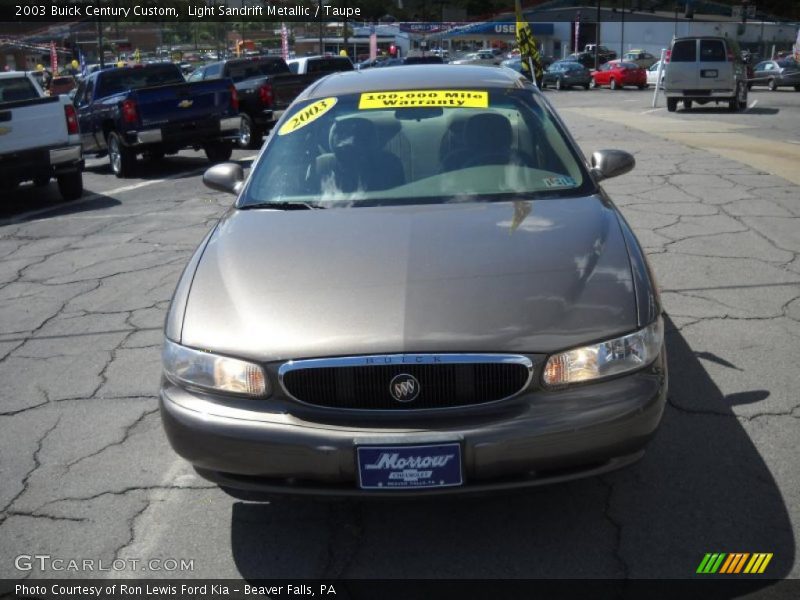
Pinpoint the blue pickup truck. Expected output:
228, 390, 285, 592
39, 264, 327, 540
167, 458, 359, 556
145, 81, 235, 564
74, 63, 241, 177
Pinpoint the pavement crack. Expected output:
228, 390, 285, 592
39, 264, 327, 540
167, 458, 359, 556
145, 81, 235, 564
1, 415, 61, 517
66, 407, 159, 470
599, 476, 629, 579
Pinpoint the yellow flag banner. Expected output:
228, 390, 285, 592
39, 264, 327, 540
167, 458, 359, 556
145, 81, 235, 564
515, 0, 543, 84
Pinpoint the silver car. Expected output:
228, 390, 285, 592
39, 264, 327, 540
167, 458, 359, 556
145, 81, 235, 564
161, 66, 667, 496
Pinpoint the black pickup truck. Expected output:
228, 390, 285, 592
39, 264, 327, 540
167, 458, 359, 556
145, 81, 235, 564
74, 63, 241, 177
189, 57, 352, 149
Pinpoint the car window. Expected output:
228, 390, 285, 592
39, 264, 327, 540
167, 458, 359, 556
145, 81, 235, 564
203, 63, 222, 79
699, 40, 726, 62
671, 40, 696, 62
753, 61, 769, 71
287, 61, 300, 74
0, 76, 40, 103
243, 89, 592, 208
187, 69, 204, 82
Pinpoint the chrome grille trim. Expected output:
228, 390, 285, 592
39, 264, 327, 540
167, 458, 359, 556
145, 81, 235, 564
278, 354, 535, 411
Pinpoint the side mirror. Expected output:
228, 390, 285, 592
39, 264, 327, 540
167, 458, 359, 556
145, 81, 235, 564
590, 149, 635, 181
203, 162, 244, 195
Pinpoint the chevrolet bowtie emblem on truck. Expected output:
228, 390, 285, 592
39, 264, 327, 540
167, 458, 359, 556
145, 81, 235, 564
178, 99, 193, 108
389, 374, 420, 402
0, 126, 11, 136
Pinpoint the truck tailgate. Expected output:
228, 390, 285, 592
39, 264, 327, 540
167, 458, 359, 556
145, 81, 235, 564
132, 80, 233, 127
271, 74, 316, 111
0, 96, 68, 155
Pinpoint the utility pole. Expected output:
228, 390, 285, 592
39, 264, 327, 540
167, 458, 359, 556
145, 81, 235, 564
620, 0, 625, 60
97, 17, 104, 68
595, 0, 600, 70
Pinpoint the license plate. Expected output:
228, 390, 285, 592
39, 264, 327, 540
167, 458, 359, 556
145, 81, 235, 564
357, 443, 463, 490
701, 69, 718, 78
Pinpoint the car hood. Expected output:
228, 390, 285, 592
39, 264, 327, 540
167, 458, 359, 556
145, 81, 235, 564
180, 197, 638, 361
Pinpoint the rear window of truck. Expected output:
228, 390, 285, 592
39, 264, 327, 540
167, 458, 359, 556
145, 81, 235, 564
699, 40, 726, 62
0, 77, 39, 103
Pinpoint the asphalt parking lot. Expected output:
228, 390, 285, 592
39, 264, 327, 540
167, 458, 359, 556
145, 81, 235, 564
0, 85, 798, 586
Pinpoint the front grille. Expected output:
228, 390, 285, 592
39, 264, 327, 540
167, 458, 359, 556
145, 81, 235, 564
279, 354, 533, 410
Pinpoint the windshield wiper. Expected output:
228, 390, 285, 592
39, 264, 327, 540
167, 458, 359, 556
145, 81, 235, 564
239, 202, 324, 211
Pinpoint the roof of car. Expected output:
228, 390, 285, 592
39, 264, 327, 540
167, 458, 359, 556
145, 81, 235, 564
303, 65, 527, 99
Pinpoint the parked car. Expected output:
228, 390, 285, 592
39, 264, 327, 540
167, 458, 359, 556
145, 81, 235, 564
73, 63, 241, 177
748, 59, 800, 91
450, 50, 501, 66
161, 65, 667, 497
286, 55, 354, 75
646, 61, 666, 87
663, 36, 748, 112
403, 56, 444, 65
189, 57, 336, 149
622, 50, 658, 68
49, 75, 77, 96
584, 44, 617, 61
542, 61, 592, 90
590, 61, 647, 89
0, 71, 84, 200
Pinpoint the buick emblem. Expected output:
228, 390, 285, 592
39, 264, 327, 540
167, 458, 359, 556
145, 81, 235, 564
389, 374, 420, 403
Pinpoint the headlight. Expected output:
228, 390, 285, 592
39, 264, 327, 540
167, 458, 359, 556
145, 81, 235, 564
543, 317, 663, 387
162, 339, 269, 397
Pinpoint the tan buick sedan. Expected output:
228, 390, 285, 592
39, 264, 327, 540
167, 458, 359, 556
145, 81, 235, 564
160, 65, 667, 496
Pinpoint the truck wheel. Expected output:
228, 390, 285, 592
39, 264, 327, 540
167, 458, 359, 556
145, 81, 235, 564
204, 142, 233, 163
667, 98, 678, 112
33, 175, 50, 187
555, 77, 562, 90
237, 115, 263, 150
794, 85, 800, 92
107, 132, 136, 178
57, 171, 83, 201
589, 78, 597, 89
768, 78, 777, 91
684, 100, 693, 110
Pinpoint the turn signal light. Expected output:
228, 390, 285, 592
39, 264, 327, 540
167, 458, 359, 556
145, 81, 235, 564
64, 104, 79, 135
121, 99, 138, 124
259, 84, 273, 107
230, 85, 239, 111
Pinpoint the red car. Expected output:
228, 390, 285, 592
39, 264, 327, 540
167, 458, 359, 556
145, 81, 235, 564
590, 61, 647, 90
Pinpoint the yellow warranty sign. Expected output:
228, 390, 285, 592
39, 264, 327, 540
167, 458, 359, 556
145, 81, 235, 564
359, 90, 489, 110
278, 97, 338, 136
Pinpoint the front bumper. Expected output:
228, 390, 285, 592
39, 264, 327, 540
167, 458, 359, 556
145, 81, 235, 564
161, 351, 667, 496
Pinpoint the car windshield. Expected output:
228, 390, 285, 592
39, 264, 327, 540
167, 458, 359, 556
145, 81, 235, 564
242, 88, 592, 208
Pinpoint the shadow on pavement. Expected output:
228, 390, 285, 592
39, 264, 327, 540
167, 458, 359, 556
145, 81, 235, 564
678, 106, 779, 115
0, 187, 121, 224
84, 155, 255, 179
228, 315, 794, 590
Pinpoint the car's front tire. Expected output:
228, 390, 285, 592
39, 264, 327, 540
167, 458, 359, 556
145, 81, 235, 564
610, 78, 618, 90
667, 97, 678, 112
589, 78, 597, 89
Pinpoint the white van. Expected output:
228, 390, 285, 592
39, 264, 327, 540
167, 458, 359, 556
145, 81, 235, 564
663, 36, 748, 112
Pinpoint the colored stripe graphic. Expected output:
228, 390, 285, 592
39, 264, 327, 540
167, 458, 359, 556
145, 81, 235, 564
744, 553, 773, 574
720, 553, 750, 573
697, 553, 727, 574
